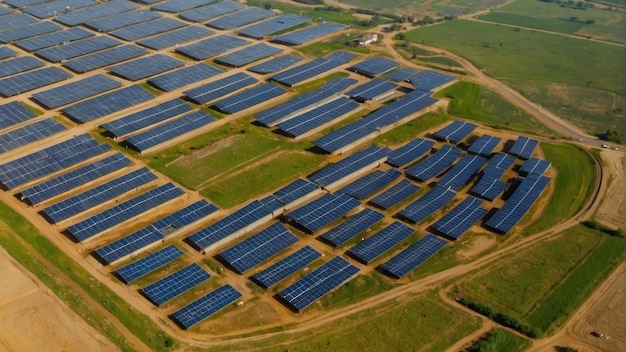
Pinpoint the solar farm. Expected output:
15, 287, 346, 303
0, 0, 576, 345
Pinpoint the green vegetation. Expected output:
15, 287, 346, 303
599, 128, 624, 144
479, 12, 584, 34
247, 0, 368, 27
299, 33, 372, 57
321, 272, 397, 310
468, 328, 532, 352
417, 56, 463, 67
375, 110, 451, 146
0, 201, 176, 352
20, 101, 43, 115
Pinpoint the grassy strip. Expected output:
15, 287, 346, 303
375, 110, 451, 146
0, 201, 177, 351
467, 328, 532, 352
478, 12, 583, 34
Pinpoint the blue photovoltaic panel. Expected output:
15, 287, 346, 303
0, 67, 71, 97
347, 78, 398, 101
218, 222, 298, 274
385, 68, 419, 82
398, 185, 456, 224
278, 256, 359, 312
21, 153, 131, 205
0, 14, 38, 30
408, 70, 456, 92
215, 43, 283, 67
486, 174, 550, 233
32, 74, 121, 109
0, 56, 44, 78
102, 98, 192, 138
273, 22, 348, 46
3, 0, 43, 6
286, 193, 361, 233
255, 77, 356, 126
125, 110, 215, 152
0, 118, 66, 154
387, 138, 435, 168
238, 14, 311, 39
349, 57, 398, 77
141, 264, 211, 306
247, 54, 302, 74
369, 178, 420, 210
347, 221, 414, 264
36, 36, 121, 63
184, 72, 257, 104
437, 154, 485, 190
207, 7, 275, 30
470, 171, 508, 201
63, 45, 148, 73
213, 83, 286, 114
42, 167, 157, 223
176, 35, 248, 60
432, 196, 486, 240
110, 18, 187, 41
433, 120, 477, 143
137, 25, 213, 50
85, 10, 162, 32
115, 245, 183, 284
468, 134, 501, 157
0, 101, 37, 129
271, 58, 338, 87
15, 27, 93, 52
179, 1, 244, 22
485, 152, 515, 174
171, 284, 241, 329
0, 21, 61, 43
519, 158, 551, 176
380, 234, 447, 278
55, 0, 138, 26
405, 145, 461, 182
324, 51, 356, 64
272, 179, 319, 205
63, 85, 154, 123
319, 208, 384, 247
67, 183, 184, 242
148, 63, 223, 92
0, 4, 13, 13
314, 90, 438, 153
24, 0, 95, 18
186, 200, 273, 251
252, 245, 321, 288
278, 97, 360, 138
0, 46, 16, 60
338, 169, 401, 200
95, 200, 217, 265
309, 145, 390, 187
152, 0, 216, 13
109, 54, 184, 81
259, 195, 283, 213
509, 136, 538, 160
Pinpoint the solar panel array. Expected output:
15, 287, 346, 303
369, 178, 420, 210
176, 35, 249, 60
484, 152, 516, 174
16, 27, 93, 52
286, 192, 361, 233
470, 171, 508, 201
468, 135, 501, 157
385, 67, 419, 82
36, 36, 121, 63
247, 54, 302, 74
137, 26, 214, 50
0, 56, 44, 78
214, 83, 286, 114
485, 174, 550, 233
238, 14, 311, 39
63, 85, 154, 123
24, 0, 95, 19
380, 234, 447, 278
319, 208, 384, 247
519, 158, 551, 175
350, 57, 398, 77
179, 1, 244, 22
347, 78, 398, 101
338, 169, 401, 200
432, 196, 487, 239
215, 43, 283, 67
433, 120, 477, 143
309, 145, 390, 187
207, 7, 275, 30
273, 22, 348, 46
171, 284, 242, 330
62, 45, 148, 73
148, 62, 223, 92
0, 66, 71, 97
251, 245, 321, 288
0, 101, 37, 129
0, 13, 38, 28
405, 145, 461, 182
0, 46, 16, 60
278, 97, 360, 138
398, 185, 456, 224
110, 18, 186, 41
141, 263, 211, 306
102, 98, 192, 138
271, 178, 319, 205
85, 9, 162, 32
55, 0, 138, 26
0, 118, 66, 153
271, 57, 340, 87
115, 245, 183, 284
185, 72, 257, 104
408, 70, 456, 92
109, 54, 182, 81
278, 256, 359, 312
387, 138, 435, 168
0, 21, 61, 43
347, 221, 414, 264
152, 0, 216, 13
32, 74, 121, 109
509, 136, 539, 160
437, 154, 485, 190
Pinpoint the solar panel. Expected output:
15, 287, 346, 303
485, 152, 516, 174
347, 221, 414, 264
0, 101, 37, 129
20, 153, 131, 205
387, 138, 435, 168
215, 43, 283, 67
0, 46, 16, 60
432, 196, 486, 239
369, 178, 420, 210
124, 110, 215, 152
433, 120, 477, 143
468, 135, 501, 157
55, 0, 138, 26
251, 245, 321, 289
397, 185, 456, 224
213, 83, 286, 114
437, 154, 485, 190
171, 284, 241, 329
179, 0, 244, 22
0, 14, 38, 30
271, 58, 338, 87
0, 4, 14, 13
408, 70, 456, 92
66, 183, 184, 242
272, 179, 320, 206
0, 21, 61, 43
278, 256, 359, 312
184, 72, 257, 104
63, 85, 154, 123
24, 0, 95, 19
509, 136, 538, 160
285, 192, 361, 233
35, 36, 121, 63
470, 171, 508, 201
278, 97, 360, 138
152, 0, 216, 13
137, 25, 213, 50
115, 245, 183, 284
32, 74, 121, 109
272, 22, 348, 46
238, 13, 310, 39
347, 78, 398, 101
15, 27, 94, 52
385, 68, 419, 82
0, 118, 66, 154
0, 66, 71, 97
324, 51, 356, 64
0, 56, 44, 78
218, 222, 298, 274
319, 208, 384, 247
42, 167, 157, 223
349, 57, 398, 77
207, 7, 275, 29
110, 17, 187, 41
259, 195, 283, 214
2, 0, 44, 7
338, 169, 401, 200
62, 44, 148, 73
141, 263, 211, 306
380, 234, 447, 278
109, 54, 184, 81
519, 158, 551, 176
85, 9, 162, 32
247, 54, 303, 74
94, 200, 218, 265
405, 145, 461, 182
148, 62, 223, 92
308, 145, 390, 187
175, 35, 249, 60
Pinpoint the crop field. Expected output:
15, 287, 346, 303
479, 12, 584, 34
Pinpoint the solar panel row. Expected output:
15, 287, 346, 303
519, 158, 551, 175
369, 178, 420, 210
437, 154, 485, 191
207, 7, 275, 30
16, 27, 93, 52
238, 13, 311, 39
25, 0, 95, 19
102, 98, 192, 138
36, 36, 121, 63
251, 245, 321, 289
405, 144, 461, 182
85, 9, 162, 32
271, 57, 338, 87
176, 35, 248, 60
0, 118, 66, 154
148, 62, 223, 92
309, 145, 390, 187
185, 72, 257, 104
32, 74, 121, 109
0, 56, 44, 78
0, 66, 71, 97
214, 83, 286, 114
347, 78, 398, 101
171, 284, 241, 329
137, 25, 213, 50
380, 234, 447, 278
347, 221, 414, 264
349, 57, 398, 77
278, 97, 360, 138
484, 152, 515, 175
385, 67, 419, 82
141, 263, 211, 306
387, 137, 435, 168
152, 0, 216, 13
63, 85, 154, 123
0, 20, 61, 43
408, 70, 456, 92
272, 22, 348, 46
509, 136, 539, 160
397, 185, 456, 224
0, 46, 16, 60
62, 44, 148, 73
110, 17, 186, 41
179, 0, 244, 22
247, 54, 302, 74
338, 169, 401, 200
432, 196, 486, 239
271, 178, 320, 206
433, 120, 477, 143
470, 171, 508, 201
55, 0, 138, 26
319, 208, 384, 247
109, 54, 184, 81
215, 43, 283, 67
0, 101, 37, 130
468, 134, 501, 157
287, 192, 361, 233
115, 244, 183, 284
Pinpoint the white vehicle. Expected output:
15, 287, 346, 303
602, 144, 608, 148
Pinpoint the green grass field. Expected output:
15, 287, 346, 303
418, 56, 464, 67
478, 12, 584, 33
468, 328, 532, 352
